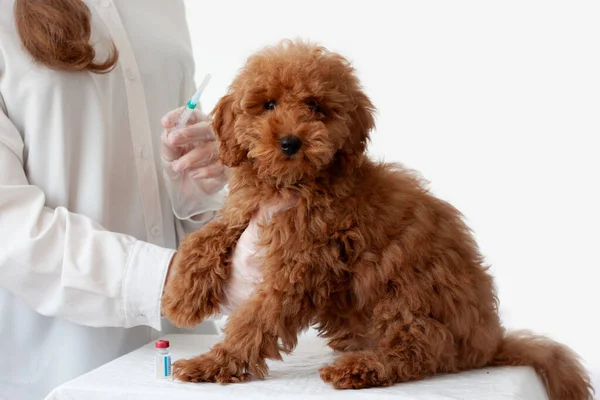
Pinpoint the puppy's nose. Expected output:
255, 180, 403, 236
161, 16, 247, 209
279, 135, 302, 156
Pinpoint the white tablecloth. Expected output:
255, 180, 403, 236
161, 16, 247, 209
46, 334, 549, 400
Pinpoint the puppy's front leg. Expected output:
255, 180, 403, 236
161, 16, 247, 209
161, 219, 245, 327
173, 286, 315, 383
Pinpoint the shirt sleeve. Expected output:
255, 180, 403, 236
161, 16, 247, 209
0, 107, 174, 330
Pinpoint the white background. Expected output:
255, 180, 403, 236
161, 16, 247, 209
183, 0, 600, 387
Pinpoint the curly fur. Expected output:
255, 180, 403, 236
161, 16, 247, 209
161, 40, 593, 399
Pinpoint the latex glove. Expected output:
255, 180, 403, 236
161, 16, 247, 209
160, 106, 227, 220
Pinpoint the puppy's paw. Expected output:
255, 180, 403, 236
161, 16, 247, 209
319, 363, 382, 389
160, 244, 220, 328
173, 350, 249, 384
160, 292, 209, 328
319, 352, 393, 389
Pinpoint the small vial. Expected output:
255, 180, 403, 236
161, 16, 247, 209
155, 340, 172, 379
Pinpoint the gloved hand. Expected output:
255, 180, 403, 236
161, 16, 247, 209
160, 106, 227, 220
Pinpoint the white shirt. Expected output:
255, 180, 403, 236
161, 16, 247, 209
0, 1, 221, 399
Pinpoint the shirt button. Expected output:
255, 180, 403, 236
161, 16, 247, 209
151, 226, 160, 236
125, 68, 136, 81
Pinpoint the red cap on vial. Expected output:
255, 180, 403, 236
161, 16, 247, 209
156, 340, 170, 348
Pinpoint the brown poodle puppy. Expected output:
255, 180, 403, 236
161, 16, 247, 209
161, 40, 593, 399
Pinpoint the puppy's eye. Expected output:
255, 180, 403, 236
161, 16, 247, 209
306, 98, 323, 115
264, 100, 277, 110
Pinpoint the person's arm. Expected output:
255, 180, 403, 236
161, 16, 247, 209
0, 107, 174, 329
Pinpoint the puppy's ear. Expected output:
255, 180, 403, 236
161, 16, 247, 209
347, 89, 376, 155
211, 93, 246, 167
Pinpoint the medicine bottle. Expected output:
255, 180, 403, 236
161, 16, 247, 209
155, 340, 172, 378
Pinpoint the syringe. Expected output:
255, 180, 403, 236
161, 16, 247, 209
174, 73, 212, 132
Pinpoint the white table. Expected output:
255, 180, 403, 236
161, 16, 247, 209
45, 334, 549, 400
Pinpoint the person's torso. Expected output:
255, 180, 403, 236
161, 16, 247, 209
0, 1, 197, 398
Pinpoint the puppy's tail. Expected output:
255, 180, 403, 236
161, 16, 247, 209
490, 330, 594, 400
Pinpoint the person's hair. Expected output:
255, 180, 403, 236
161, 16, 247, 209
14, 0, 118, 73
